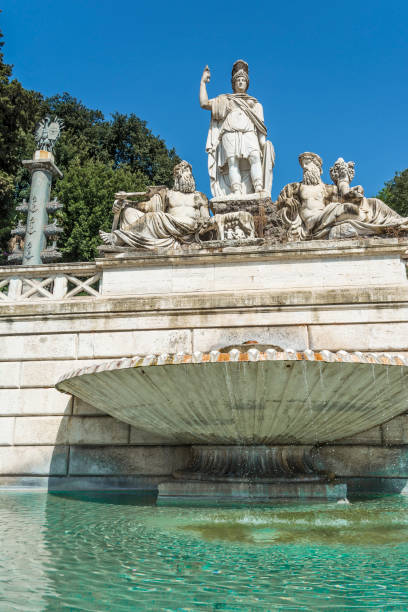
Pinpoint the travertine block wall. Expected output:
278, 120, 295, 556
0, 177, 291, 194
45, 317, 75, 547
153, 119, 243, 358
0, 294, 194, 488
1, 239, 408, 492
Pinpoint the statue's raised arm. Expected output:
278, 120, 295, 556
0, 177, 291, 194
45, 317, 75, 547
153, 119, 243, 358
199, 65, 212, 110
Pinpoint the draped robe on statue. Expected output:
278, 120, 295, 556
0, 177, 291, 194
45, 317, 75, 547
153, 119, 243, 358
277, 182, 408, 241
311, 196, 408, 239
206, 93, 275, 198
114, 191, 204, 250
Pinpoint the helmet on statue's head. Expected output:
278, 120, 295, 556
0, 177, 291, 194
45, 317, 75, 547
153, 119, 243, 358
231, 60, 249, 92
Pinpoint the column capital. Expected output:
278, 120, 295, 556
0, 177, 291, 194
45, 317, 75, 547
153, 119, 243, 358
22, 159, 63, 179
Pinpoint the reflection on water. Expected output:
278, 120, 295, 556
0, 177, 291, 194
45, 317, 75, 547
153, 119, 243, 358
180, 503, 408, 546
1, 492, 408, 610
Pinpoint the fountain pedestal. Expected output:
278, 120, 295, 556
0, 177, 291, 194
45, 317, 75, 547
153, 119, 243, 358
158, 445, 347, 505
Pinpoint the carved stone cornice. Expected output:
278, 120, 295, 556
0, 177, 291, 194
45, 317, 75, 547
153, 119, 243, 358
22, 158, 63, 178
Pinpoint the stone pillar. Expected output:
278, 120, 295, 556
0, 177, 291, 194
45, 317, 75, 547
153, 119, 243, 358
21, 152, 63, 266
8, 116, 64, 266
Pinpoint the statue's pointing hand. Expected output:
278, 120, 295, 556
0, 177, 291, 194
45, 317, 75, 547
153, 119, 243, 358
201, 65, 211, 83
115, 191, 128, 200
112, 199, 124, 214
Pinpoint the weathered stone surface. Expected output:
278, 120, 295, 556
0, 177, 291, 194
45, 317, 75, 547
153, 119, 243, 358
158, 479, 346, 504
382, 414, 408, 445
102, 265, 172, 296
208, 199, 272, 239
4, 301, 408, 337
0, 476, 50, 489
0, 388, 72, 415
346, 477, 408, 495
0, 363, 20, 388
0, 334, 77, 361
129, 427, 175, 445
73, 398, 104, 416
0, 475, 158, 490
101, 255, 406, 298
2, 284, 408, 330
192, 326, 308, 352
20, 359, 108, 388
78, 329, 192, 359
318, 446, 408, 477
0, 417, 14, 445
1, 474, 407, 495
334, 426, 382, 445
14, 416, 68, 445
48, 476, 162, 491
310, 322, 408, 351
57, 353, 408, 446
68, 416, 129, 445
0, 446, 68, 475
69, 446, 190, 476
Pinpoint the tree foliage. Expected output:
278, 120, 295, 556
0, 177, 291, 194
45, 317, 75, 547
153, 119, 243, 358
377, 169, 408, 218
55, 160, 146, 262
0, 30, 179, 263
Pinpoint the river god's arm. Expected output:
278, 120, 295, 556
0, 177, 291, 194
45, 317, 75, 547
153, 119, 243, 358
324, 184, 339, 205
195, 192, 211, 222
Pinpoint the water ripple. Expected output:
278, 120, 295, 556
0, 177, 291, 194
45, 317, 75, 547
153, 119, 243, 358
0, 493, 408, 610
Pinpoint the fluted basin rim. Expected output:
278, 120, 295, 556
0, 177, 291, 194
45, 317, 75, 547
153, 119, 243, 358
55, 347, 408, 445
56, 347, 408, 391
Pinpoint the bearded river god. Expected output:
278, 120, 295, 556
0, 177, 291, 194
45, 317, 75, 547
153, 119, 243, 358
277, 152, 408, 241
99, 161, 210, 250
200, 60, 275, 200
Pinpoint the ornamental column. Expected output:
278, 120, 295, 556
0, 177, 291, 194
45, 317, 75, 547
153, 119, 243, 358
21, 153, 63, 265
8, 116, 64, 265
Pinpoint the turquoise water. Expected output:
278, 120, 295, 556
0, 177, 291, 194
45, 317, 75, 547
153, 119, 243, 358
1, 493, 408, 610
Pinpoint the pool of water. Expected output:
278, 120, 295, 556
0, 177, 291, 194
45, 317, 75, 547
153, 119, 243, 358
1, 492, 408, 610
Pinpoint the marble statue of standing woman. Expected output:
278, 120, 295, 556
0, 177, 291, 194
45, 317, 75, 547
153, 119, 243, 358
200, 60, 275, 200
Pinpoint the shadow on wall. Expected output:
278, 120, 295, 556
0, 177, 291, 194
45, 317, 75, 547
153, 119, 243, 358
45, 406, 408, 498
47, 394, 191, 494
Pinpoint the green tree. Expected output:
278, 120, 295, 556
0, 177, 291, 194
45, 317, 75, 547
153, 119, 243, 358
55, 159, 147, 262
46, 98, 179, 261
377, 169, 408, 217
106, 112, 179, 184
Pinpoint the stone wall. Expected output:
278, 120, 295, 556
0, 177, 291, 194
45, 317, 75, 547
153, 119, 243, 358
1, 238, 408, 493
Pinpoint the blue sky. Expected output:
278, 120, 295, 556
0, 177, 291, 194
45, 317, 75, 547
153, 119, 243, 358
2, 0, 408, 199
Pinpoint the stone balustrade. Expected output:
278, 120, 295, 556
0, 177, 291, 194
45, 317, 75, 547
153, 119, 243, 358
0, 262, 101, 301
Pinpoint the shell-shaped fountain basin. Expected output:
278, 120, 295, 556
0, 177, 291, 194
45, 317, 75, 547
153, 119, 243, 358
56, 347, 408, 445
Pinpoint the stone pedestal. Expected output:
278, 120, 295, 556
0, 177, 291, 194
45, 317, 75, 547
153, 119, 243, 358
157, 445, 347, 505
210, 195, 281, 239
157, 478, 346, 505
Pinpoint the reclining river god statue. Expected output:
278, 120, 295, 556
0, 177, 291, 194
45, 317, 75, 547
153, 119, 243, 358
99, 161, 211, 250
276, 152, 408, 241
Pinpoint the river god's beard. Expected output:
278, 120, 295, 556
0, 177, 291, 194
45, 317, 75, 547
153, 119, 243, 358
174, 171, 196, 193
302, 166, 322, 186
